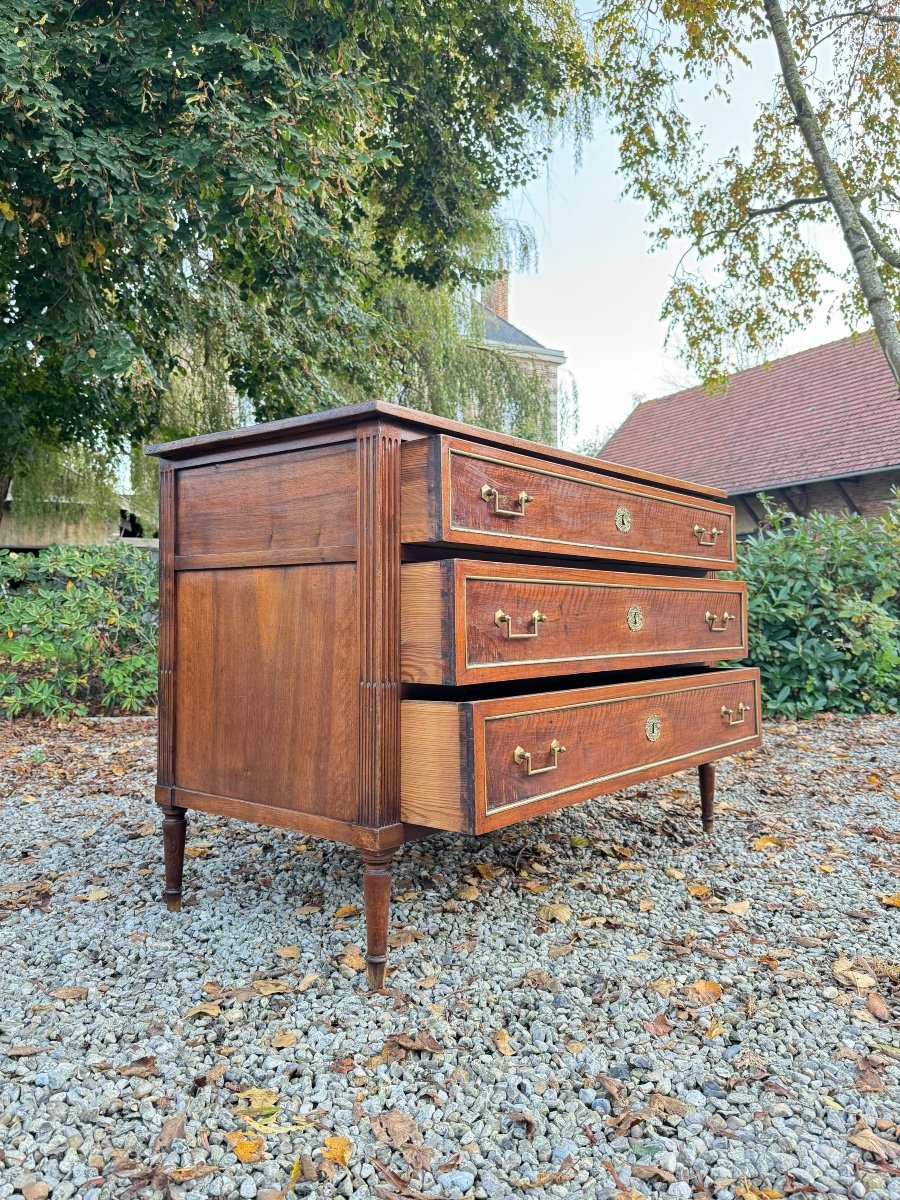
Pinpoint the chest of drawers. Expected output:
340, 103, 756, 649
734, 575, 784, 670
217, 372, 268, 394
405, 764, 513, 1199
147, 401, 761, 988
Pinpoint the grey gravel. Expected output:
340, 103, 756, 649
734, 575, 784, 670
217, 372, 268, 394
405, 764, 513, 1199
1, 713, 899, 1199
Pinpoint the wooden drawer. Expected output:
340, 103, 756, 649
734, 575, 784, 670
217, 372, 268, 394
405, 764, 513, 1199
402, 559, 747, 684
401, 436, 736, 569
401, 668, 761, 833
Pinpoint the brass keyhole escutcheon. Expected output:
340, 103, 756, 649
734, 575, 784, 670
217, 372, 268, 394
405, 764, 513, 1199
645, 714, 662, 742
626, 603, 644, 632
615, 505, 632, 533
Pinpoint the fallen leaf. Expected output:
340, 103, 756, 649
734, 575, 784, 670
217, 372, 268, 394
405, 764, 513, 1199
506, 1112, 538, 1138
154, 1111, 186, 1152
639, 899, 654, 912
880, 893, 900, 908
341, 945, 367, 972
322, 1135, 352, 1168
118, 1056, 159, 1077
475, 864, 497, 879
687, 883, 712, 898
271, 1030, 298, 1049
168, 1165, 218, 1184
186, 1002, 221, 1019
401, 1144, 436, 1173
538, 902, 571, 923
866, 993, 890, 1022
723, 900, 751, 917
644, 1013, 674, 1037
705, 1017, 727, 1040
371, 1110, 421, 1148
335, 904, 361, 918
752, 836, 779, 852
226, 1132, 265, 1164
297, 973, 319, 992
847, 1117, 900, 1162
50, 987, 88, 1001
458, 885, 479, 901
684, 979, 723, 1006
665, 868, 686, 879
832, 954, 877, 991
276, 945, 300, 959
6, 1045, 52, 1058
494, 1029, 515, 1056
253, 979, 294, 996
649, 978, 675, 998
650, 1092, 689, 1117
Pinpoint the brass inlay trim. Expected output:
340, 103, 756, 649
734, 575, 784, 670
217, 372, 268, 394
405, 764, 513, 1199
448, 447, 735, 564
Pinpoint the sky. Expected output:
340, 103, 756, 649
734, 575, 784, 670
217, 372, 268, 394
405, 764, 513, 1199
502, 46, 854, 451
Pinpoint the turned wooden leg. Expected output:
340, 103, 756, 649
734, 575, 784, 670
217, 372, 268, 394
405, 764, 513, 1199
362, 848, 394, 991
162, 804, 187, 912
699, 763, 716, 834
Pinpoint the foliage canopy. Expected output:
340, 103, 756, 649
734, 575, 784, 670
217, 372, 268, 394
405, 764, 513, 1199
592, 0, 900, 386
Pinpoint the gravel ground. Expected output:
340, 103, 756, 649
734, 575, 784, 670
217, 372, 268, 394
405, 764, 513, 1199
1, 714, 899, 1200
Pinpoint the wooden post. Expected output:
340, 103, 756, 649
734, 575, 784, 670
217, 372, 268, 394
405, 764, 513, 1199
162, 805, 187, 911
361, 848, 394, 991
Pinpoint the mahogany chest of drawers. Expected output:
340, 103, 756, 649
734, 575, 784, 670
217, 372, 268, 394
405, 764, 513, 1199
146, 402, 761, 988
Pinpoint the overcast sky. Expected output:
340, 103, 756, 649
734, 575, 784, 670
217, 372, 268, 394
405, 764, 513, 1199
503, 44, 854, 451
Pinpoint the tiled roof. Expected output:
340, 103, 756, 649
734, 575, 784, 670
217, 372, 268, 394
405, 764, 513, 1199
601, 333, 900, 494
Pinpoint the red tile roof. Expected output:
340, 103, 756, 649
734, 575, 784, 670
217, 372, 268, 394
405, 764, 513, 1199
601, 333, 900, 494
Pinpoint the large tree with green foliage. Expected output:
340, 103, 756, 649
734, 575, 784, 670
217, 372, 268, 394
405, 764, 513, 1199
0, 0, 593, 523
592, 0, 900, 388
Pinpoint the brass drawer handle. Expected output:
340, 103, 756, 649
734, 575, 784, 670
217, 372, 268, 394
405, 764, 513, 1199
693, 523, 723, 546
721, 702, 749, 726
481, 483, 533, 518
705, 610, 735, 632
494, 608, 547, 639
513, 738, 565, 776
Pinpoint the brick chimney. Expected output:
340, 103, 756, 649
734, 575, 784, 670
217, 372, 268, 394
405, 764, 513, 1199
482, 272, 509, 320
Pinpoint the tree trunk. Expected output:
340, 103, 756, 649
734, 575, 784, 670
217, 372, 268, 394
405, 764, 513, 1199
0, 475, 10, 531
763, 0, 900, 390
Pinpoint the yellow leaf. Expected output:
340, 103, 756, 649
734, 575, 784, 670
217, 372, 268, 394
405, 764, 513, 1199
322, 1135, 352, 1168
649, 978, 675, 997
335, 904, 360, 918
65, 579, 74, 591
723, 900, 750, 916
704, 1017, 727, 1040
687, 884, 712, 898
880, 893, 900, 908
752, 836, 780, 851
639, 899, 654, 911
226, 1132, 265, 1164
0, 201, 15, 220
665, 868, 685, 879
297, 973, 319, 992
341, 945, 366, 972
565, 1039, 586, 1053
236, 1086, 278, 1109
87, 888, 110, 901
276, 945, 300, 959
186, 1003, 221, 1019
475, 864, 497, 879
818, 863, 835, 874
21, 795, 39, 805
538, 902, 572, 923
628, 952, 649, 961
494, 1029, 515, 1056
271, 1030, 298, 1049
684, 979, 723, 1006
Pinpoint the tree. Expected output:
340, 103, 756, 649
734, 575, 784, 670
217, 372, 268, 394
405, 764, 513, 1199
592, 0, 900, 388
0, 1, 594, 524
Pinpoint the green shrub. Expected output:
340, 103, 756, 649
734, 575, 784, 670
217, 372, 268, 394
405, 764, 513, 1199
733, 500, 900, 719
0, 543, 158, 719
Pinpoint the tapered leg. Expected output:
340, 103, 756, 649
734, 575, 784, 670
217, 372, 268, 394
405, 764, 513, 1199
162, 804, 187, 912
699, 763, 715, 834
362, 848, 394, 991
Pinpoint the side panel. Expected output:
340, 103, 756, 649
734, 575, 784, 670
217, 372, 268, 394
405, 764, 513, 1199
176, 443, 357, 566
174, 564, 358, 821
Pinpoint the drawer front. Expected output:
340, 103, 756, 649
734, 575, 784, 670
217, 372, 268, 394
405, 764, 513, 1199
400, 669, 761, 833
401, 436, 736, 569
401, 560, 747, 684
